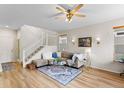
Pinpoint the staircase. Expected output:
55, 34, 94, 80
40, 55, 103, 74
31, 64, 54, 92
25, 46, 43, 62
22, 39, 44, 68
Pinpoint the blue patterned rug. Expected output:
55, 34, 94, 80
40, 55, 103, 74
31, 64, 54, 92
37, 65, 81, 85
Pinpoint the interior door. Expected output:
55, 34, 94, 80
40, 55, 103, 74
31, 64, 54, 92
0, 29, 17, 63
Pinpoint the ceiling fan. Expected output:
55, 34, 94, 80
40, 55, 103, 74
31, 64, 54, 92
55, 4, 86, 23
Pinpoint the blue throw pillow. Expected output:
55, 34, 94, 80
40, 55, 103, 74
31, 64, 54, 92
52, 52, 58, 58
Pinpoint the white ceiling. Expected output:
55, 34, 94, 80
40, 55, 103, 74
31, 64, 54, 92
0, 4, 124, 31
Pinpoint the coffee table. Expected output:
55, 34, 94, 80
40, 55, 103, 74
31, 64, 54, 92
48, 59, 66, 66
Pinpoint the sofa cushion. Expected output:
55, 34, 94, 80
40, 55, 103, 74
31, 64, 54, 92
61, 51, 73, 59
43, 52, 53, 59
32, 59, 48, 67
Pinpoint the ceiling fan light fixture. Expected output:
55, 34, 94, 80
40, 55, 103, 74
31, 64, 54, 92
65, 18, 68, 22
68, 18, 72, 23
55, 4, 85, 23
65, 17, 72, 23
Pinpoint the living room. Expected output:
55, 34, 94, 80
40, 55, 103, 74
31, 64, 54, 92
0, 0, 124, 91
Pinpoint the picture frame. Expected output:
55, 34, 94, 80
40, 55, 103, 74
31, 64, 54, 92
78, 37, 92, 47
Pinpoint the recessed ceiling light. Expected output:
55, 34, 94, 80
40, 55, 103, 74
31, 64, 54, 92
5, 25, 9, 27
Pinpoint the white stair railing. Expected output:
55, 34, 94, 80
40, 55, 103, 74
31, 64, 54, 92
22, 39, 43, 68
22, 50, 26, 68
22, 32, 47, 67
25, 40, 43, 57
22, 32, 45, 68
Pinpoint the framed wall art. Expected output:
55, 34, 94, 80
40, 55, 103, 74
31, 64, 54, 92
78, 37, 92, 47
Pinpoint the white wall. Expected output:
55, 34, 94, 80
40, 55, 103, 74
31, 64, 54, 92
0, 64, 2, 72
19, 25, 58, 48
59, 18, 124, 73
19, 25, 43, 61
19, 25, 43, 49
19, 25, 58, 61
0, 28, 17, 63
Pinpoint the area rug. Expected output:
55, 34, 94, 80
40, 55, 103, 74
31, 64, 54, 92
37, 65, 81, 85
1, 62, 15, 72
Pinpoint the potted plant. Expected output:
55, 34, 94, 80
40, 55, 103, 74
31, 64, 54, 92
53, 58, 62, 65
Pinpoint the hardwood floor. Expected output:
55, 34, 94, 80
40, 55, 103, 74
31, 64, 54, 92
0, 62, 124, 88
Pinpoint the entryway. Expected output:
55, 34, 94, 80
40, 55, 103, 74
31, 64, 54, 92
0, 28, 18, 65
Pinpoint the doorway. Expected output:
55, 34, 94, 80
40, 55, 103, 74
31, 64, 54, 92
0, 29, 17, 63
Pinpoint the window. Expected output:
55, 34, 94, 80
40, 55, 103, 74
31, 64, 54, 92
114, 29, 124, 61
59, 34, 67, 51
48, 35, 57, 46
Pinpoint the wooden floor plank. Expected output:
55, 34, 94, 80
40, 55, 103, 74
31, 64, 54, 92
0, 62, 124, 88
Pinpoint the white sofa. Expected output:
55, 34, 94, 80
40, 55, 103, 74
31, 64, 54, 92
60, 51, 87, 68
32, 51, 87, 68
32, 59, 48, 67
32, 52, 54, 67
66, 58, 87, 68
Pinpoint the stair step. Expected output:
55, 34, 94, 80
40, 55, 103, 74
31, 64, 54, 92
25, 46, 44, 62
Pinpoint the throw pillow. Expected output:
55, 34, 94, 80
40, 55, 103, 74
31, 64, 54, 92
52, 52, 58, 58
61, 51, 73, 59
56, 52, 61, 57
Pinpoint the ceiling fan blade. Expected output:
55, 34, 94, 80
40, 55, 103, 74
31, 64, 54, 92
54, 16, 65, 20
50, 12, 64, 17
70, 4, 84, 14
58, 4, 72, 10
74, 14, 86, 17
56, 7, 67, 14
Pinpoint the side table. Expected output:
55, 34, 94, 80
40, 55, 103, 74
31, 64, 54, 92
27, 63, 36, 70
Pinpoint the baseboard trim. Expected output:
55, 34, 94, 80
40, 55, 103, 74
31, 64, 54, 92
88, 66, 120, 76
